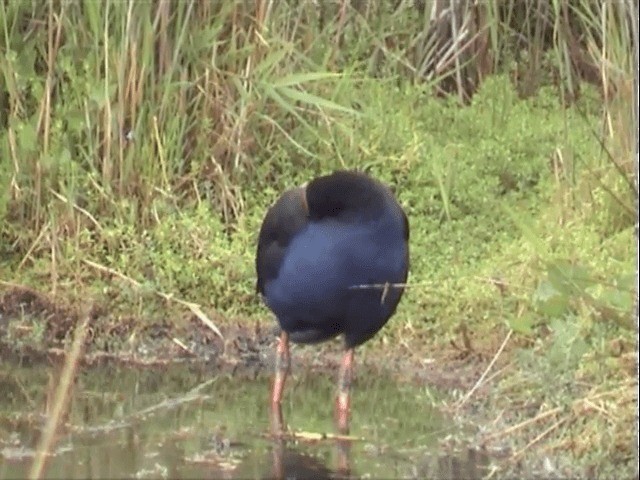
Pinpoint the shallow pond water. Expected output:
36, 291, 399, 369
0, 361, 490, 479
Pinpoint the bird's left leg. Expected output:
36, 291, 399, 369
270, 331, 290, 434
335, 348, 354, 434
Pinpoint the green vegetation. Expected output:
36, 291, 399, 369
0, 0, 636, 478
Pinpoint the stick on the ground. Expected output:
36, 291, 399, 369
456, 329, 512, 409
82, 259, 224, 339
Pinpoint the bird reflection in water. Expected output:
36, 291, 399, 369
268, 438, 353, 480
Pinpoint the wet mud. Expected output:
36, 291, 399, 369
0, 286, 506, 479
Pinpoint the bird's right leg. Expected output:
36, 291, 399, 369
335, 348, 354, 434
270, 330, 290, 434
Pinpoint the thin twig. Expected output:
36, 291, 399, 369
17, 222, 50, 271
268, 430, 364, 443
482, 361, 514, 386
29, 309, 91, 480
509, 416, 569, 462
69, 378, 216, 437
456, 329, 513, 409
172, 337, 195, 356
483, 406, 563, 443
82, 259, 224, 339
48, 188, 103, 232
348, 282, 414, 290
483, 381, 637, 443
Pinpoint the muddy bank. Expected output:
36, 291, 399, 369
3, 285, 633, 479
0, 286, 495, 393
0, 285, 501, 479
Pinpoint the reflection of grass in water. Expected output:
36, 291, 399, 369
218, 370, 447, 479
276, 372, 446, 479
1, 364, 444, 443
281, 371, 443, 445
1, 363, 448, 479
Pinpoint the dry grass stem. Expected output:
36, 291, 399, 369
82, 259, 224, 339
28, 309, 91, 480
456, 329, 513, 409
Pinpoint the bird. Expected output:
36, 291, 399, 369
255, 170, 409, 434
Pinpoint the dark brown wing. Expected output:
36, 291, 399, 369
255, 187, 309, 294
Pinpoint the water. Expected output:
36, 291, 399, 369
0, 362, 490, 479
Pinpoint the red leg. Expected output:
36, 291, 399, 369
335, 348, 354, 434
270, 331, 290, 434
335, 438, 352, 477
271, 438, 285, 479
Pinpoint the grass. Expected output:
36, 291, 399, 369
0, 0, 637, 478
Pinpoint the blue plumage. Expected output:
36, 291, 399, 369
256, 170, 410, 433
264, 211, 407, 347
256, 170, 409, 348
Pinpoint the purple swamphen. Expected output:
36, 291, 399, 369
256, 170, 410, 433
